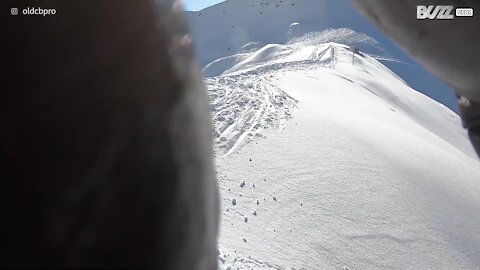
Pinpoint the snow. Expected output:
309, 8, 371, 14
186, 1, 388, 67
203, 53, 250, 77
207, 73, 297, 157
204, 38, 480, 269
186, 0, 459, 112
187, 0, 480, 268
202, 31, 381, 78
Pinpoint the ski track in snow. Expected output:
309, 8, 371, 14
206, 44, 341, 158
206, 75, 298, 157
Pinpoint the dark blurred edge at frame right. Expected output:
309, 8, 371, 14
351, 0, 480, 157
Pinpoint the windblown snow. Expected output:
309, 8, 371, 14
203, 37, 480, 270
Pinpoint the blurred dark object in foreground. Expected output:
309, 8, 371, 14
2, 0, 218, 268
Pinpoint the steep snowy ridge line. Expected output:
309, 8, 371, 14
207, 43, 338, 77
207, 42, 476, 159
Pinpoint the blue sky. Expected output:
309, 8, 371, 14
183, 0, 225, 11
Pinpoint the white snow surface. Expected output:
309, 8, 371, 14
186, 0, 387, 67
205, 41, 480, 269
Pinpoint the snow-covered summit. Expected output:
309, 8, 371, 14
203, 29, 384, 77
186, 0, 459, 111
207, 40, 476, 159
185, 0, 387, 66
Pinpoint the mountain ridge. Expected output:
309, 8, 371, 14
185, 0, 459, 111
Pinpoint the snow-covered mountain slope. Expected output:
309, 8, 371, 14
204, 29, 386, 78
186, 0, 387, 67
185, 0, 458, 112
206, 41, 480, 269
